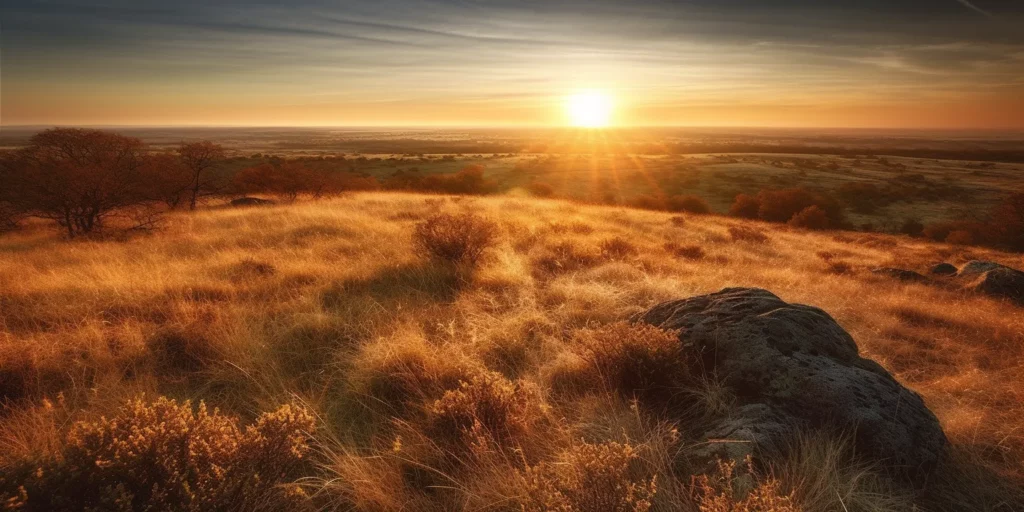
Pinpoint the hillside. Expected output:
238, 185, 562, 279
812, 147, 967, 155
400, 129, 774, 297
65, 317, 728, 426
1, 193, 1023, 510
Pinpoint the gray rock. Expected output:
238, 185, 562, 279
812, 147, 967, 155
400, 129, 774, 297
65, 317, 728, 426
636, 288, 947, 473
929, 263, 958, 276
871, 267, 928, 282
957, 260, 1005, 278
230, 197, 276, 207
954, 261, 1024, 305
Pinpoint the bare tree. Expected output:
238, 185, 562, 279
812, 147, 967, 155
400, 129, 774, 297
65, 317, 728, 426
177, 141, 226, 210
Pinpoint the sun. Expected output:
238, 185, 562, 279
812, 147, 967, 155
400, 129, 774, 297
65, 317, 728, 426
566, 91, 613, 128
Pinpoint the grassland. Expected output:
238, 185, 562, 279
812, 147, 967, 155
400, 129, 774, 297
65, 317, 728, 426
1, 192, 1022, 510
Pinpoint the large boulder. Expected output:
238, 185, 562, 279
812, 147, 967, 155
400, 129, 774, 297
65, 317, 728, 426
957, 261, 1024, 305
636, 288, 947, 473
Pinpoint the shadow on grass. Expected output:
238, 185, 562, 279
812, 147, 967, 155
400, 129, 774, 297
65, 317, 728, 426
321, 262, 462, 321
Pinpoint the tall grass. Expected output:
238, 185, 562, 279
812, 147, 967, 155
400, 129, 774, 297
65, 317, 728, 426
1, 192, 1022, 510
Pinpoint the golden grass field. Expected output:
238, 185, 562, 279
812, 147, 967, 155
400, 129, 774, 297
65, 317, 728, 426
2, 192, 1023, 510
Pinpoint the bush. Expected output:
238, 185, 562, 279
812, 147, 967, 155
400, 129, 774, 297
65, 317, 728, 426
599, 237, 640, 261
756, 187, 844, 226
518, 441, 656, 512
729, 193, 761, 219
5, 397, 314, 511
664, 242, 705, 260
728, 226, 770, 243
574, 322, 688, 405
989, 192, 1024, 251
899, 218, 924, 237
532, 240, 600, 275
945, 230, 975, 245
527, 181, 555, 198
668, 195, 712, 214
691, 457, 798, 512
413, 212, 499, 267
427, 371, 539, 449
787, 205, 830, 230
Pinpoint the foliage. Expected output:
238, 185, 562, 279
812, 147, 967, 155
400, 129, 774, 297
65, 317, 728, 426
427, 371, 539, 449
691, 458, 799, 512
518, 441, 657, 512
0, 128, 159, 237
413, 211, 499, 267
574, 322, 688, 405
729, 194, 761, 219
787, 205, 830, 230
3, 397, 315, 511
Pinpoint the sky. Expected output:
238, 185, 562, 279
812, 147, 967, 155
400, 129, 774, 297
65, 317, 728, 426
2, 0, 1023, 128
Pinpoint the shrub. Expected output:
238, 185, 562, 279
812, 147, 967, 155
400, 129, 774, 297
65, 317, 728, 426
668, 195, 712, 214
756, 187, 844, 226
413, 212, 499, 267
533, 240, 600, 275
945, 230, 974, 245
691, 457, 798, 512
664, 242, 705, 260
518, 441, 656, 512
899, 218, 924, 237
600, 237, 640, 261
729, 194, 761, 219
989, 192, 1024, 251
427, 371, 539, 449
527, 181, 555, 197
7, 397, 314, 511
574, 322, 687, 405
787, 205, 830, 230
728, 226, 769, 244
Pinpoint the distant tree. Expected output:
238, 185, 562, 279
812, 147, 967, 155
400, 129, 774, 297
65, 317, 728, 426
667, 195, 711, 214
990, 192, 1024, 251
178, 141, 226, 210
729, 193, 761, 219
144, 153, 193, 209
899, 218, 924, 237
0, 128, 156, 237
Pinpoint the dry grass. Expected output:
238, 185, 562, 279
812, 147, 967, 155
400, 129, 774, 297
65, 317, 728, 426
1, 192, 1023, 510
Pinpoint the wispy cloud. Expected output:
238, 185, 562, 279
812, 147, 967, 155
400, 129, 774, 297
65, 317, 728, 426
955, 0, 993, 17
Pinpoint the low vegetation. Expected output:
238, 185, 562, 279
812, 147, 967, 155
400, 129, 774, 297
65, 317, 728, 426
1, 192, 1022, 510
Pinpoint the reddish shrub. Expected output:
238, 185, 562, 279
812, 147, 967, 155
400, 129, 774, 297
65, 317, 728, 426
787, 205, 830, 230
729, 193, 761, 219
668, 195, 711, 214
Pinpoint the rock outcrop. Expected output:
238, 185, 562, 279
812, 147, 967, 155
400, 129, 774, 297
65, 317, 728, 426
929, 263, 958, 276
957, 261, 1024, 305
636, 288, 947, 473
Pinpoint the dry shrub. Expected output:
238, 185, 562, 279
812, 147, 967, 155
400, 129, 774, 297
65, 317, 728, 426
427, 371, 540, 449
787, 205, 829, 230
527, 181, 555, 198
413, 211, 498, 267
232, 258, 277, 280
574, 322, 688, 405
600, 237, 640, 261
518, 441, 657, 512
728, 226, 769, 243
691, 457, 798, 512
729, 194, 761, 219
351, 339, 477, 416
665, 242, 705, 260
5, 397, 314, 511
533, 240, 600, 275
669, 215, 687, 227
669, 195, 712, 214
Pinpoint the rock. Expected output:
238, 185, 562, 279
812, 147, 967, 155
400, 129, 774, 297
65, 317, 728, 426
230, 197, 276, 207
969, 267, 1024, 305
929, 263, 958, 276
870, 267, 927, 282
636, 288, 947, 474
957, 260, 1005, 278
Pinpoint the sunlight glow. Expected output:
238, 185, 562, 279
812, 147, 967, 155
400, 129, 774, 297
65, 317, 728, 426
566, 91, 613, 128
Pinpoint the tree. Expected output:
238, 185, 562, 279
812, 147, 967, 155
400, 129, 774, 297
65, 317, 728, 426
990, 192, 1024, 251
178, 141, 226, 210
0, 128, 156, 237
